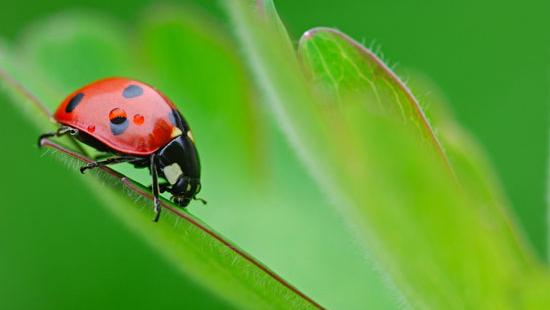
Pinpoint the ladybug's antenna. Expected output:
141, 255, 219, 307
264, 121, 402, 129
194, 196, 207, 205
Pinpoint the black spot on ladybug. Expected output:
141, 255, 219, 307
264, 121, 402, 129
109, 108, 129, 135
122, 85, 143, 99
65, 93, 84, 113
110, 116, 126, 125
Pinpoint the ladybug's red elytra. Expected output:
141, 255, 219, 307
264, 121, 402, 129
39, 77, 204, 221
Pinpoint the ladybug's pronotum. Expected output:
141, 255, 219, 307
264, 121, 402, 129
39, 77, 204, 221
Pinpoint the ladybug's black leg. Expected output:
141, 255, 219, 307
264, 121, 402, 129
93, 154, 112, 161
80, 156, 141, 174
150, 154, 161, 222
38, 126, 78, 147
159, 183, 170, 193
148, 182, 170, 193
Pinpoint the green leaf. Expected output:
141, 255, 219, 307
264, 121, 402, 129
137, 6, 262, 191
256, 0, 294, 50
41, 139, 320, 310
137, 7, 398, 308
297, 27, 451, 171
0, 43, 54, 131
340, 101, 542, 308
16, 12, 135, 108
298, 25, 536, 276
0, 12, 322, 309
224, 1, 543, 308
407, 74, 536, 264
222, 6, 402, 308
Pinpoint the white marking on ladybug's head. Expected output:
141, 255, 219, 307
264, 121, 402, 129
163, 163, 183, 185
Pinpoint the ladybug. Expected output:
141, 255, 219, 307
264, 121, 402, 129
39, 77, 204, 221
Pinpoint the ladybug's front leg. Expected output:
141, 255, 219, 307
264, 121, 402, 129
38, 126, 78, 147
150, 154, 162, 222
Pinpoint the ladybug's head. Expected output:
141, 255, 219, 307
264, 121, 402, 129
156, 132, 204, 207
171, 177, 202, 207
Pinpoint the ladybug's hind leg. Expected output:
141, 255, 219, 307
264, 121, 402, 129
93, 153, 113, 161
80, 156, 142, 174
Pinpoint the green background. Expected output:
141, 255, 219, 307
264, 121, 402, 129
0, 0, 547, 309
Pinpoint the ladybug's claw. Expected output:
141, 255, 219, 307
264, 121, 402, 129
80, 165, 92, 174
153, 198, 161, 222
37, 132, 56, 148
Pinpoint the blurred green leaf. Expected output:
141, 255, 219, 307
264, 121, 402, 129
224, 0, 545, 308
224, 0, 338, 197
0, 43, 53, 131
137, 6, 262, 195
0, 12, 322, 309
221, 5, 398, 307
137, 7, 398, 308
2, 2, 548, 309
408, 74, 536, 264
256, 0, 294, 50
298, 26, 537, 278
16, 12, 135, 107
339, 100, 543, 308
